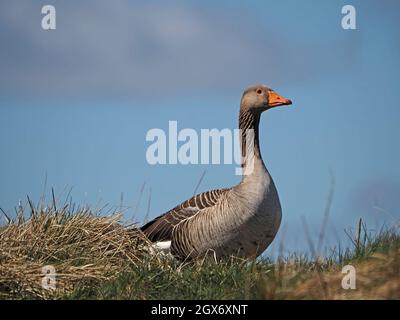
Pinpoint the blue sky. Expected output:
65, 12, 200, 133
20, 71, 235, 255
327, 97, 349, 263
0, 0, 399, 255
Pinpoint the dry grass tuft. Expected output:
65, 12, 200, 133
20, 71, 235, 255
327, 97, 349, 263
0, 206, 149, 299
282, 248, 400, 299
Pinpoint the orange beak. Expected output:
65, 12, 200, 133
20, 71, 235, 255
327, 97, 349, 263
268, 91, 292, 107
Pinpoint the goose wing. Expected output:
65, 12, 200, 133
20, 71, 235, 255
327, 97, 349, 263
141, 189, 227, 242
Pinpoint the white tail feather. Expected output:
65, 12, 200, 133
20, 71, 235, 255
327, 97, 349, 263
153, 240, 171, 251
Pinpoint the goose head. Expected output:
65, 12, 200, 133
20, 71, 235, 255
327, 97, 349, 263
240, 84, 292, 113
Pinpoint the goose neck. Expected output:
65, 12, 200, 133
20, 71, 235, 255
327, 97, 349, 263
238, 109, 266, 181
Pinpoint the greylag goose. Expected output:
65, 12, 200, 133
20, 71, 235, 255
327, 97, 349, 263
141, 84, 292, 260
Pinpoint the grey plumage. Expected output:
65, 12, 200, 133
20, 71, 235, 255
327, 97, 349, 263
141, 84, 292, 260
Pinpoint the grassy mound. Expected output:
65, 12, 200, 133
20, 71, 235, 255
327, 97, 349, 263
0, 206, 149, 299
69, 227, 400, 300
0, 203, 399, 300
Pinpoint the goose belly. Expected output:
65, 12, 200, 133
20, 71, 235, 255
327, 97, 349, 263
220, 175, 282, 258
226, 204, 282, 258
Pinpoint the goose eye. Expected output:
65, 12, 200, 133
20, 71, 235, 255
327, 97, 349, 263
256, 89, 262, 95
